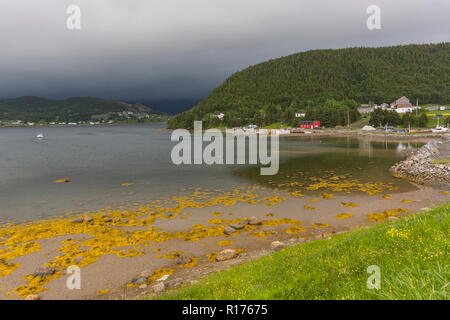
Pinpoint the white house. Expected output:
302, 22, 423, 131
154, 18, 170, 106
295, 112, 306, 118
213, 113, 224, 120
395, 106, 414, 114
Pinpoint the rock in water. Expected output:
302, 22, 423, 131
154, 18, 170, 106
74, 256, 84, 264
247, 216, 262, 225
131, 276, 147, 285
224, 227, 236, 235
230, 222, 246, 230
176, 256, 192, 265
152, 282, 165, 293
139, 269, 153, 278
270, 241, 286, 251
33, 266, 56, 277
216, 249, 238, 261
24, 294, 40, 300
84, 216, 93, 223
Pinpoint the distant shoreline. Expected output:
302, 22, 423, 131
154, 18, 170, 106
0, 121, 168, 129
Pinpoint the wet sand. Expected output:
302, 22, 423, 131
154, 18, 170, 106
0, 185, 448, 300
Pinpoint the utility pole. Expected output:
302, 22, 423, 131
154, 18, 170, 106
416, 97, 419, 116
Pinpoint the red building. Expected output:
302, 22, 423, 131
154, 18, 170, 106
299, 120, 320, 129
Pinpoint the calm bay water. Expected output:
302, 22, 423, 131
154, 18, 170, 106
0, 124, 419, 222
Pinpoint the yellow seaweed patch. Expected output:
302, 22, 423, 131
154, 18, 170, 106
206, 252, 218, 262
306, 198, 320, 203
366, 208, 409, 222
334, 213, 353, 219
304, 205, 315, 210
55, 178, 71, 183
401, 200, 413, 203
217, 240, 235, 246
121, 183, 134, 187
285, 226, 307, 234
149, 268, 175, 282
288, 191, 304, 198
98, 289, 111, 295
263, 196, 286, 206
210, 212, 222, 216
163, 251, 183, 259
320, 193, 334, 199
207, 218, 226, 225
440, 191, 448, 194
250, 231, 273, 238
178, 257, 199, 268
310, 223, 330, 228
0, 242, 42, 277
381, 195, 391, 199
340, 202, 358, 208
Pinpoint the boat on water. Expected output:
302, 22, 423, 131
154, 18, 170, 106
431, 126, 448, 133
36, 133, 44, 139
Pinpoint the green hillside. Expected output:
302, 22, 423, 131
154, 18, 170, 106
0, 96, 166, 123
168, 43, 450, 129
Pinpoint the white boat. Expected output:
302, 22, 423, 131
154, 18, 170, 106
431, 126, 448, 133
36, 133, 44, 139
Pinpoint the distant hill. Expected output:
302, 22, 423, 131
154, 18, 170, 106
126, 99, 203, 115
168, 43, 450, 129
0, 96, 167, 123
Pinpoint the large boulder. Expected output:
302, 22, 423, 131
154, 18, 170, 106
216, 249, 239, 262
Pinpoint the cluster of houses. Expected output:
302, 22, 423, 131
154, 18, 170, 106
357, 96, 449, 115
357, 96, 417, 114
0, 109, 162, 127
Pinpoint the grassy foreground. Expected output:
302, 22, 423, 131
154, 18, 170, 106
158, 203, 449, 300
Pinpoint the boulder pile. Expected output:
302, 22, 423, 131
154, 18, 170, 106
390, 142, 450, 186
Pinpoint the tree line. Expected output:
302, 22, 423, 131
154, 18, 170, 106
168, 43, 449, 129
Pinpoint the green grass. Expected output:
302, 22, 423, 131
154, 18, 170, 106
262, 122, 283, 129
157, 203, 449, 300
431, 159, 450, 165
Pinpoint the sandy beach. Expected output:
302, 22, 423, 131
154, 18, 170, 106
0, 181, 448, 300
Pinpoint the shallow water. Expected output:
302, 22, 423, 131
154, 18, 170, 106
0, 124, 420, 222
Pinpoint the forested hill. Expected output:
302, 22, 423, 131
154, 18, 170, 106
168, 43, 449, 129
0, 96, 166, 123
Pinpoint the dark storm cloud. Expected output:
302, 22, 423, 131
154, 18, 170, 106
0, 0, 449, 101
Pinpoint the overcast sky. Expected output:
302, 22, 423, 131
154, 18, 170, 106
0, 0, 449, 102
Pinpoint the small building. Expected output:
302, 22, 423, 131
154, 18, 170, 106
295, 112, 306, 118
391, 96, 412, 109
395, 106, 414, 113
213, 113, 224, 120
379, 103, 390, 110
299, 121, 320, 129
426, 106, 439, 111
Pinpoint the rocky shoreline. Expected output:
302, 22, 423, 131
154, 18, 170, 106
391, 140, 450, 186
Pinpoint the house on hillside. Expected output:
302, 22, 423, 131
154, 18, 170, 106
213, 113, 225, 120
391, 96, 420, 114
295, 111, 306, 118
391, 96, 412, 109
